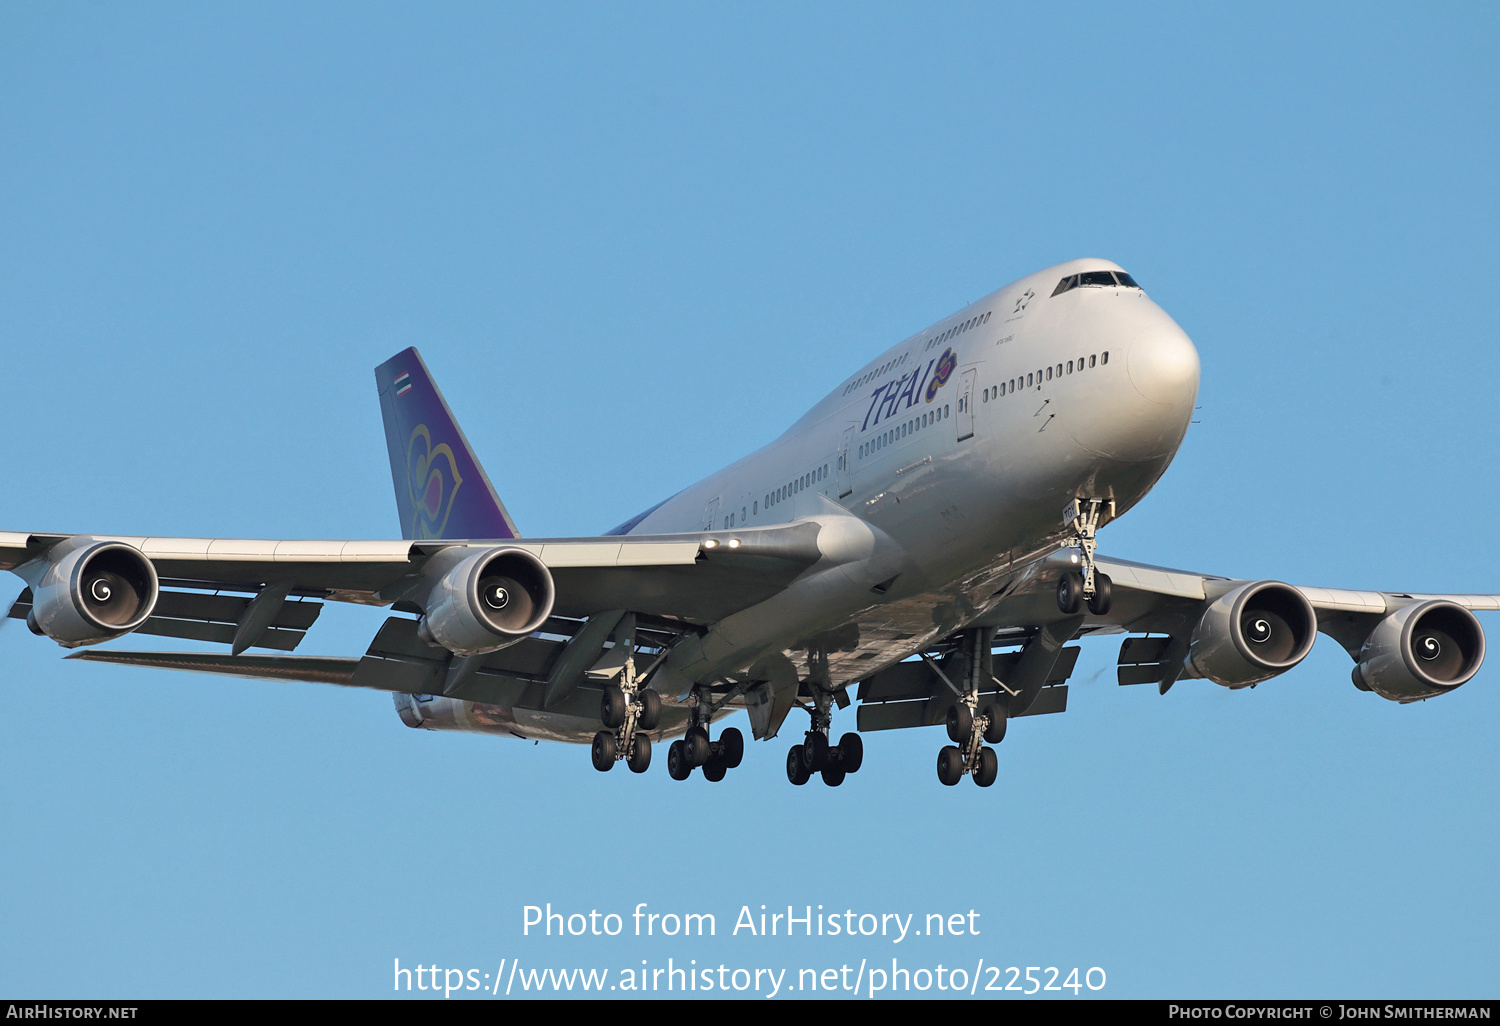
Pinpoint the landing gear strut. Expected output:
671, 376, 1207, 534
934, 628, 1006, 788
590, 620, 659, 774
786, 679, 863, 787
1057, 497, 1114, 616
665, 685, 745, 783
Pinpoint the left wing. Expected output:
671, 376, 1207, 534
985, 551, 1500, 702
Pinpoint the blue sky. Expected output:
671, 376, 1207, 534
1, 2, 1497, 999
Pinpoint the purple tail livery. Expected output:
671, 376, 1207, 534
375, 348, 520, 541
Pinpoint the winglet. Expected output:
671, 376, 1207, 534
375, 348, 520, 540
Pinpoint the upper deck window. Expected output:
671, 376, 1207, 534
1051, 269, 1143, 296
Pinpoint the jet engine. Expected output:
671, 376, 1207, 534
416, 546, 554, 656
1185, 581, 1317, 688
26, 539, 159, 647
1352, 600, 1484, 702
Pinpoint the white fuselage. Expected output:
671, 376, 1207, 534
622, 258, 1201, 693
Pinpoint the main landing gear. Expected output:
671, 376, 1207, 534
786, 681, 863, 787
935, 628, 1006, 788
665, 686, 745, 783
1056, 497, 1113, 617
590, 631, 659, 774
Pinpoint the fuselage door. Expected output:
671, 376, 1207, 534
956, 369, 977, 441
703, 496, 720, 530
836, 426, 855, 497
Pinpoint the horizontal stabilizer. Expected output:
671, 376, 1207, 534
66, 649, 358, 686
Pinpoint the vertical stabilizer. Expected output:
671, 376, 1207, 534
375, 348, 520, 540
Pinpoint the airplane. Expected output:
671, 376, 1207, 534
4, 258, 1493, 788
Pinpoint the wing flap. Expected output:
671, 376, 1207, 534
855, 647, 1080, 731
8, 587, 324, 652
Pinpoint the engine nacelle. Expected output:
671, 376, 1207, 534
26, 539, 159, 647
416, 546, 554, 656
1186, 581, 1318, 688
1352, 600, 1484, 702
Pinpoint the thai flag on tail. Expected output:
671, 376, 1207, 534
394, 372, 412, 396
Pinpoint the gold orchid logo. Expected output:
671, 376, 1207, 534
406, 424, 464, 540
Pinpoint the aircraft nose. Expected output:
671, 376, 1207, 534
1127, 322, 1200, 406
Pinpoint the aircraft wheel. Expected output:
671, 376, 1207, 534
973, 746, 998, 787
601, 685, 627, 728
936, 745, 964, 786
719, 727, 744, 769
837, 732, 863, 773
702, 758, 727, 783
786, 745, 811, 785
802, 731, 829, 771
821, 766, 846, 787
1057, 572, 1084, 615
684, 726, 712, 767
637, 689, 662, 730
591, 730, 616, 771
627, 735, 651, 773
981, 705, 1007, 744
667, 739, 693, 780
1087, 573, 1113, 616
946, 704, 973, 743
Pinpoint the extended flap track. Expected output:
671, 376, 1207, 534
854, 646, 1080, 731
7, 587, 322, 652
1116, 635, 1181, 687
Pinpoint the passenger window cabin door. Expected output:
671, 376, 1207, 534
956, 369, 977, 441
837, 426, 855, 497
703, 496, 720, 531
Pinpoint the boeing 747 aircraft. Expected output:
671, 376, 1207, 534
5, 259, 1493, 786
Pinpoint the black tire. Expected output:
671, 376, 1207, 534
946, 704, 973, 743
973, 746, 998, 787
591, 730, 616, 771
821, 766, 846, 787
802, 731, 829, 771
702, 758, 727, 783
719, 727, 744, 769
936, 745, 964, 786
786, 745, 810, 785
637, 689, 662, 730
667, 739, 692, 780
837, 732, 863, 773
981, 705, 1007, 744
600, 685, 627, 728
1057, 572, 1083, 615
684, 726, 712, 767
627, 734, 651, 773
1087, 572, 1113, 615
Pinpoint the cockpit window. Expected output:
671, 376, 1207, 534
1052, 269, 1143, 296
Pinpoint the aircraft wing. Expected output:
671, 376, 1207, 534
857, 551, 1500, 737
0, 521, 827, 649
977, 551, 1500, 697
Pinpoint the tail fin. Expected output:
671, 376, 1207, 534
375, 348, 520, 540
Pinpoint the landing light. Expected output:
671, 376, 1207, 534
703, 539, 719, 549
728, 538, 741, 549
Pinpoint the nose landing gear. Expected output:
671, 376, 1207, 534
1057, 497, 1114, 616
